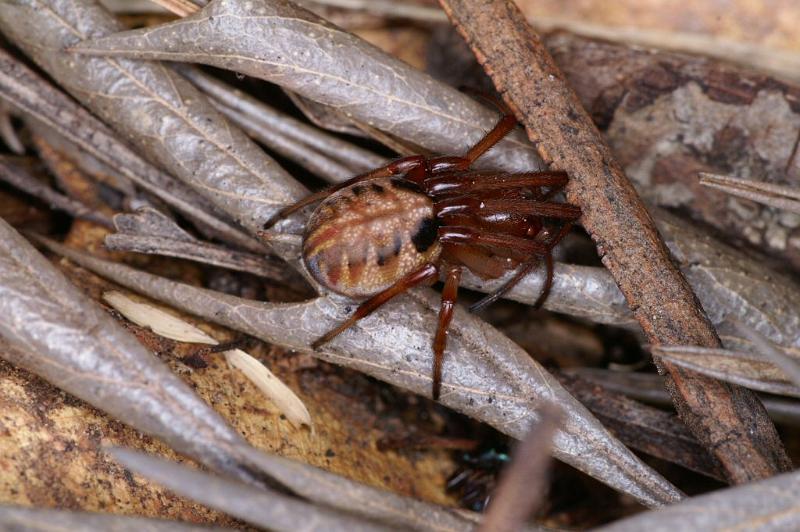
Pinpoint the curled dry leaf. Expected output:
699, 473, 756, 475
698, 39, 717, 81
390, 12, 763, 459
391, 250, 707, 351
0, 504, 229, 532
67, 0, 543, 174
654, 345, 800, 398
0, 155, 113, 228
0, 0, 307, 237
598, 469, 800, 532
654, 209, 800, 350
699, 172, 800, 215
109, 448, 392, 532
106, 208, 297, 283
0, 218, 263, 485
41, 237, 684, 507
103, 290, 312, 428
570, 368, 800, 427
0, 47, 260, 253
559, 373, 725, 481
178, 66, 386, 179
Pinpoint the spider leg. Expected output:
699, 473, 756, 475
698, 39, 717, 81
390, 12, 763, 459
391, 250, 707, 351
432, 265, 462, 400
438, 226, 551, 255
424, 104, 518, 174
424, 170, 568, 197
263, 155, 426, 228
469, 221, 575, 312
311, 263, 439, 349
435, 196, 582, 220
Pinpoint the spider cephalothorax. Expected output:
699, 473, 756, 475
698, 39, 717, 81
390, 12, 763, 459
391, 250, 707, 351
265, 101, 581, 400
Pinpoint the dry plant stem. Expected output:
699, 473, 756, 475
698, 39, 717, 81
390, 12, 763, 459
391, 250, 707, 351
109, 448, 392, 532
148, 0, 200, 16
179, 67, 386, 175
699, 173, 800, 215
104, 233, 297, 281
570, 368, 800, 427
0, 102, 24, 154
212, 100, 355, 182
478, 405, 560, 532
0, 505, 229, 532
437, 0, 791, 482
0, 156, 114, 228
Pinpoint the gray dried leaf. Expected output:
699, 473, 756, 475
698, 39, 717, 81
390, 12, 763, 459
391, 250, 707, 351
700, 172, 800, 215
106, 209, 297, 282
40, 237, 684, 507
559, 373, 725, 481
0, 46, 260, 253
231, 445, 482, 531
67, 0, 543, 173
0, 101, 24, 155
0, 218, 264, 486
179, 67, 386, 177
653, 345, 800, 398
570, 368, 800, 427
0, 155, 113, 228
655, 208, 800, 350
599, 469, 800, 532
109, 448, 391, 532
0, 504, 228, 532
0, 0, 307, 237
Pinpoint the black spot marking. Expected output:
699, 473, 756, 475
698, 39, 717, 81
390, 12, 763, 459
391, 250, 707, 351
392, 234, 403, 256
352, 185, 367, 196
377, 253, 387, 266
371, 183, 386, 194
390, 177, 422, 193
411, 217, 439, 253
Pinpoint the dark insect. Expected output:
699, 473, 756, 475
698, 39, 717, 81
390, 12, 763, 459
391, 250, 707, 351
447, 446, 511, 512
265, 100, 581, 400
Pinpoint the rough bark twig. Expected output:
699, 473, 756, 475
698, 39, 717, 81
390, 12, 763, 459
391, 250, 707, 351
437, 0, 791, 482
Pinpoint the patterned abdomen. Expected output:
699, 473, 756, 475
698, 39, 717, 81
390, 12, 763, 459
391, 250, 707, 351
303, 178, 442, 297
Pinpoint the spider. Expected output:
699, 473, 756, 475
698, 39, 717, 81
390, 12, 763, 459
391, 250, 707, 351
265, 100, 581, 400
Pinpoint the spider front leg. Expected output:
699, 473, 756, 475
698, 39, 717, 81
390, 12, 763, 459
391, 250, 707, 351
263, 154, 427, 229
432, 265, 462, 400
311, 263, 439, 348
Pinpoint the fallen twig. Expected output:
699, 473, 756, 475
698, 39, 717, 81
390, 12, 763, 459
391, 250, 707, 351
437, 0, 791, 482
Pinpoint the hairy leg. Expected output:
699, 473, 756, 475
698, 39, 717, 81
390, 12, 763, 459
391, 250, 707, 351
435, 196, 582, 220
424, 170, 568, 196
469, 221, 575, 312
311, 263, 439, 349
432, 265, 461, 400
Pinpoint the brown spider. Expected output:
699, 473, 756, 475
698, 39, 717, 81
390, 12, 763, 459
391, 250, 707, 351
265, 101, 581, 400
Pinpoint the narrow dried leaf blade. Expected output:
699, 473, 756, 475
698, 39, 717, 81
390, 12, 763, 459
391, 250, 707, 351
43, 238, 685, 507
109, 448, 392, 532
654, 345, 800, 398
0, 219, 259, 484
599, 469, 800, 532
67, 0, 542, 173
0, 0, 306, 236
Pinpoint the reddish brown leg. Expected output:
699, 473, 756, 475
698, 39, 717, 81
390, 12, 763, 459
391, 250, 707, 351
311, 263, 439, 349
435, 196, 582, 220
432, 265, 461, 400
263, 155, 426, 228
470, 221, 575, 312
424, 170, 568, 196
439, 226, 552, 256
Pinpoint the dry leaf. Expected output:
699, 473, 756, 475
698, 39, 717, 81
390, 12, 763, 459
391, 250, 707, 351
67, 0, 543, 174
41, 237, 684, 507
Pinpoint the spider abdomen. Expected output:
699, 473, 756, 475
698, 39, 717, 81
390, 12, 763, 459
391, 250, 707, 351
303, 177, 442, 297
